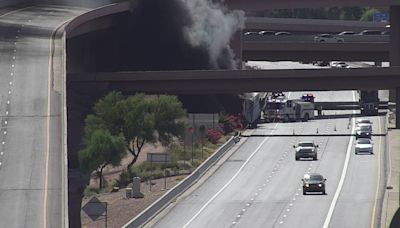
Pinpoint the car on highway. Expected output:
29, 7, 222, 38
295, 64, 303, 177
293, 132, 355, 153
244, 31, 259, 37
330, 61, 349, 68
302, 173, 326, 195
294, 141, 318, 160
314, 34, 344, 43
358, 30, 382, 35
301, 93, 315, 102
338, 31, 356, 35
355, 138, 374, 154
259, 30, 276, 35
355, 124, 372, 139
275, 31, 292, 36
356, 118, 372, 127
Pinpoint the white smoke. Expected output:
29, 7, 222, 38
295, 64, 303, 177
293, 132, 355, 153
182, 0, 245, 69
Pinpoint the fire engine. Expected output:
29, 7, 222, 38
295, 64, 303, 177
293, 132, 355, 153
263, 97, 315, 122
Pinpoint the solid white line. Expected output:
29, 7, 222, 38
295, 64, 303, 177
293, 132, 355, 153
322, 91, 356, 228
0, 6, 36, 19
182, 123, 278, 228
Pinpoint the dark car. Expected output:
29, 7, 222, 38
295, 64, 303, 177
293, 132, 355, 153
358, 30, 382, 35
295, 147, 317, 160
355, 124, 372, 139
302, 173, 326, 195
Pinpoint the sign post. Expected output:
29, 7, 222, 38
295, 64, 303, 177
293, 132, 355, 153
82, 196, 108, 228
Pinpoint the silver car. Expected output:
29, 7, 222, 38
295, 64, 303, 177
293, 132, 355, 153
314, 34, 344, 43
355, 138, 374, 154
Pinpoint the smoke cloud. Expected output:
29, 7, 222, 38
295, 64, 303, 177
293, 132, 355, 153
125, 0, 245, 70
183, 0, 245, 69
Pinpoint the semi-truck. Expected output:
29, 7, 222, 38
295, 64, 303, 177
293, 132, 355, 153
359, 90, 379, 115
263, 98, 315, 122
241, 93, 265, 128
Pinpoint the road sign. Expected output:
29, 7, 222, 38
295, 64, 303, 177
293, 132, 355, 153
82, 196, 107, 222
373, 12, 388, 22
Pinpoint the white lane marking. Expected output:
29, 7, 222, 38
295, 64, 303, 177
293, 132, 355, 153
11, 64, 14, 68
9, 82, 12, 85
182, 123, 278, 228
3, 131, 6, 135
0, 152, 3, 156
7, 101, 10, 105
322, 91, 356, 228
4, 121, 7, 125
1, 142, 4, 145
5, 111, 8, 115
12, 56, 15, 60
0, 6, 36, 18
10, 73, 13, 76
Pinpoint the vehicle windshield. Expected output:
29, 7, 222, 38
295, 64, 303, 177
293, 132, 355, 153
298, 148, 313, 153
360, 125, 371, 130
310, 175, 323, 181
266, 102, 284, 109
357, 139, 371, 144
357, 119, 371, 124
298, 142, 314, 147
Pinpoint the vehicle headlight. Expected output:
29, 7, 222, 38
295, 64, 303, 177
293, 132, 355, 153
361, 107, 364, 110
318, 184, 322, 187
375, 107, 378, 110
305, 184, 309, 187
366, 133, 370, 135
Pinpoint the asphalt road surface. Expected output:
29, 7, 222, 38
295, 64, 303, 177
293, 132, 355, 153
0, 5, 86, 228
147, 83, 386, 226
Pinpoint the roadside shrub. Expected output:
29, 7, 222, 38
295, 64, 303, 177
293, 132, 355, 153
84, 186, 99, 197
206, 128, 222, 144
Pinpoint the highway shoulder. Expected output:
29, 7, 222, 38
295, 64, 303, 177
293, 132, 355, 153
381, 129, 400, 227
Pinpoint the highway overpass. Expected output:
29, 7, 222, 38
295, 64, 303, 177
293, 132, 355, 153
68, 67, 400, 93
245, 17, 388, 34
224, 0, 400, 10
242, 42, 389, 61
0, 5, 88, 228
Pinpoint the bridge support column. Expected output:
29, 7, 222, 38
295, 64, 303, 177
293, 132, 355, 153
397, 87, 400, 129
231, 30, 243, 69
389, 6, 400, 108
390, 6, 400, 128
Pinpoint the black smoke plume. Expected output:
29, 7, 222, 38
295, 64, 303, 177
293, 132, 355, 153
121, 0, 244, 70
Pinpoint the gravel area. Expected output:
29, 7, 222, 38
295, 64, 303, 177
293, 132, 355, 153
81, 175, 187, 228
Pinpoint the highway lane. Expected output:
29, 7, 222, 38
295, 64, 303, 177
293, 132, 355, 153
146, 76, 385, 228
0, 5, 87, 228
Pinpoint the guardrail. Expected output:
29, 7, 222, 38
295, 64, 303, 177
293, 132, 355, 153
243, 35, 389, 43
122, 136, 238, 228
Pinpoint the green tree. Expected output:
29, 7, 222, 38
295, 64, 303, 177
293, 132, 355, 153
82, 92, 187, 171
79, 129, 126, 189
360, 8, 378, 21
122, 94, 186, 169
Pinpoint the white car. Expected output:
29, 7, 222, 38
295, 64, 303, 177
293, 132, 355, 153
356, 119, 372, 127
314, 34, 344, 43
355, 138, 374, 154
330, 61, 349, 68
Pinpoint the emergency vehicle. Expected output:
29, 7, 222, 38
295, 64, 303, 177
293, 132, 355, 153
263, 98, 315, 122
